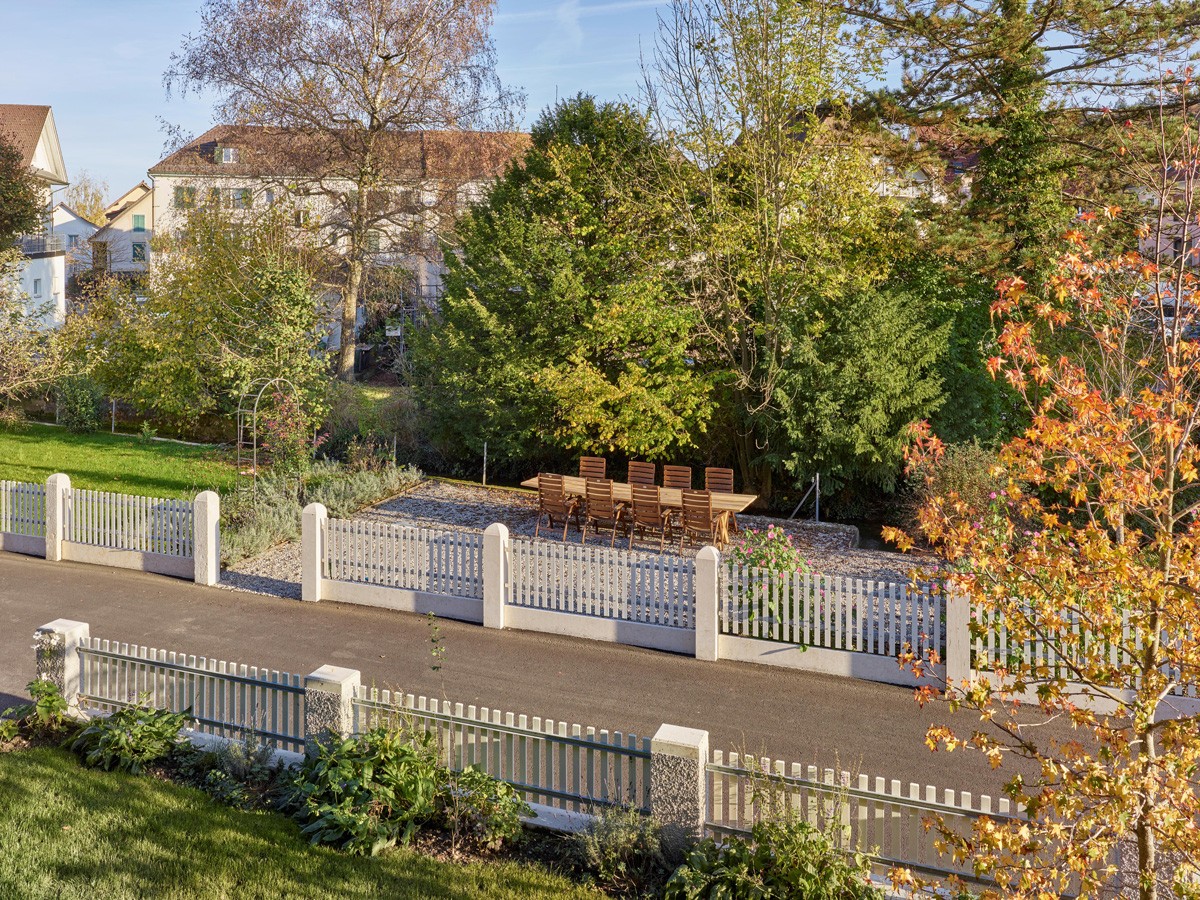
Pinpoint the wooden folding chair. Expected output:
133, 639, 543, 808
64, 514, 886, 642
662, 465, 692, 490
627, 460, 656, 487
628, 484, 672, 551
704, 467, 739, 534
679, 489, 730, 551
534, 473, 579, 540
582, 478, 626, 546
579, 456, 607, 481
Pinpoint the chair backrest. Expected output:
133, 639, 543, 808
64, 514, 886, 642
705, 467, 735, 494
630, 484, 662, 526
579, 456, 607, 480
663, 465, 693, 490
538, 473, 571, 515
681, 489, 713, 532
627, 460, 656, 487
585, 478, 618, 518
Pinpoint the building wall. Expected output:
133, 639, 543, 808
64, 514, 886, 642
93, 191, 153, 274
51, 208, 98, 278
18, 254, 66, 324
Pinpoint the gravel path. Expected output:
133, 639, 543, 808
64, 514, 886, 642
221, 479, 927, 598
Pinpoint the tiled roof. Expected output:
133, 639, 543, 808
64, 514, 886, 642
149, 124, 529, 182
0, 104, 50, 167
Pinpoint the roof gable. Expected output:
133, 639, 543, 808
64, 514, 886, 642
0, 104, 67, 185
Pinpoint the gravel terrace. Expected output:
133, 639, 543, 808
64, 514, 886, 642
221, 479, 931, 599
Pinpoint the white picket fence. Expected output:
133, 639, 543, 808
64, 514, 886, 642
76, 638, 306, 752
0, 480, 45, 536
352, 687, 652, 813
706, 750, 1018, 881
66, 488, 195, 558
324, 517, 484, 599
509, 538, 695, 629
722, 565, 944, 661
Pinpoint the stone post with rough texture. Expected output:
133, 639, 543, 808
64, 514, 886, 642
945, 589, 972, 686
301, 502, 327, 603
193, 490, 221, 586
304, 664, 360, 756
650, 723, 710, 853
483, 522, 510, 630
35, 619, 90, 716
45, 473, 70, 562
694, 546, 720, 661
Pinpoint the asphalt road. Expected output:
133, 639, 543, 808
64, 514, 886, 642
0, 552, 1021, 796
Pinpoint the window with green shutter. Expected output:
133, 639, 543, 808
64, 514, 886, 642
132, 214, 146, 233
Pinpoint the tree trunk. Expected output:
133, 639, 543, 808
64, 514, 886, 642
1137, 812, 1158, 900
337, 257, 363, 381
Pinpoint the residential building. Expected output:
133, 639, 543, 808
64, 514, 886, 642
50, 203, 99, 283
145, 125, 529, 349
89, 181, 153, 276
0, 104, 68, 323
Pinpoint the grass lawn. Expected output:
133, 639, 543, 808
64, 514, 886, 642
0, 748, 598, 900
0, 425, 238, 499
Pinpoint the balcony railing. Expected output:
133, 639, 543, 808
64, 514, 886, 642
17, 234, 66, 256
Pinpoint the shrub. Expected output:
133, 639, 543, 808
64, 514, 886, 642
0, 679, 72, 743
57, 375, 106, 434
438, 765, 530, 853
728, 525, 811, 575
570, 805, 673, 897
69, 703, 189, 774
901, 441, 1003, 538
282, 726, 442, 856
174, 736, 283, 811
665, 820, 882, 900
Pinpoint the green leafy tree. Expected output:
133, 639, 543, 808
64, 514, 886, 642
414, 96, 713, 474
76, 205, 328, 434
0, 248, 72, 419
645, 0, 946, 499
0, 133, 42, 244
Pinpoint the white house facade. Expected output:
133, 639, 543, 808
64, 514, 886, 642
0, 104, 69, 323
50, 203, 98, 282
90, 181, 153, 276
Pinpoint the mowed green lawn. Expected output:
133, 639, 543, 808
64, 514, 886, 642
0, 425, 238, 499
0, 749, 597, 900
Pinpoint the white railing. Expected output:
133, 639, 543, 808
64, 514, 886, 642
722, 566, 944, 661
0, 480, 45, 536
510, 538, 695, 629
76, 638, 306, 752
352, 687, 652, 813
706, 750, 1019, 882
324, 518, 484, 599
67, 488, 195, 558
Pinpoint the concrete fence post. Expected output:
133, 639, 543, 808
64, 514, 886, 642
35, 618, 90, 716
945, 589, 972, 686
694, 546, 720, 661
650, 723, 710, 853
301, 502, 327, 603
44, 472, 70, 562
483, 522, 510, 630
304, 664, 361, 756
193, 490, 221, 586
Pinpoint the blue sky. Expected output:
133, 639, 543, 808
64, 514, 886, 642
0, 0, 664, 199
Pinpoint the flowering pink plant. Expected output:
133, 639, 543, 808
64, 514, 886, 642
728, 524, 811, 575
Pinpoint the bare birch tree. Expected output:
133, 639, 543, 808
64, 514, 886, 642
167, 0, 520, 380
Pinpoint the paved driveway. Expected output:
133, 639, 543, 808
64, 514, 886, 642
0, 552, 1034, 796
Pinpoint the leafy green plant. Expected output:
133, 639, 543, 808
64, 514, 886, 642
138, 420, 158, 443
282, 726, 442, 856
174, 736, 283, 811
438, 765, 530, 853
0, 678, 72, 742
57, 375, 106, 434
69, 703, 189, 774
664, 819, 882, 900
727, 525, 811, 576
570, 804, 673, 897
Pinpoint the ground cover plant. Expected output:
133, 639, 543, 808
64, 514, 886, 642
0, 423, 237, 498
0, 747, 596, 900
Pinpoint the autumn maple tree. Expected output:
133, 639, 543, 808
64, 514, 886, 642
888, 76, 1200, 900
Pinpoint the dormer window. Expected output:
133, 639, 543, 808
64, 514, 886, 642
217, 146, 239, 164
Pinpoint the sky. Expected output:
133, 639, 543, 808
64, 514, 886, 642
0, 0, 666, 200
